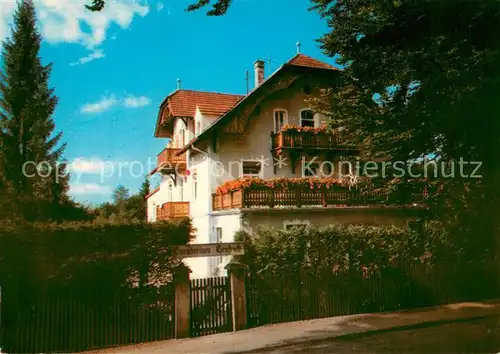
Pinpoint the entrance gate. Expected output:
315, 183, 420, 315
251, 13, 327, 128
190, 276, 233, 337
171, 242, 244, 338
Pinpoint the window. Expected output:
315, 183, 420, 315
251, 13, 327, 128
216, 227, 223, 266
302, 162, 319, 177
193, 173, 197, 200
323, 162, 333, 176
180, 129, 185, 146
241, 160, 262, 178
340, 161, 351, 176
284, 219, 310, 230
273, 109, 287, 133
179, 178, 184, 201
151, 202, 156, 221
168, 183, 173, 202
300, 109, 315, 128
196, 121, 201, 136
284, 224, 308, 230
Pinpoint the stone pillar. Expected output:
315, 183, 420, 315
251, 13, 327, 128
225, 262, 248, 331
173, 263, 191, 339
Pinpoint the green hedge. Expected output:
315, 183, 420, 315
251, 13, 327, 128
0, 219, 192, 352
241, 224, 498, 327
0, 218, 193, 294
238, 222, 455, 277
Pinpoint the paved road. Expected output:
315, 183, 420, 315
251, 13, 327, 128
228, 315, 500, 354
85, 301, 500, 354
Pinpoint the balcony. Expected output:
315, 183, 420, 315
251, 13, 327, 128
156, 148, 186, 175
212, 187, 424, 211
271, 130, 358, 154
157, 202, 190, 220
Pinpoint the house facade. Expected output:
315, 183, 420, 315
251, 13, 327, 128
147, 53, 423, 278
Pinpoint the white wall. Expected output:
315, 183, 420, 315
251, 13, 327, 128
172, 117, 189, 148
195, 108, 218, 136
187, 150, 211, 217
210, 212, 242, 277
146, 189, 162, 222
183, 148, 212, 278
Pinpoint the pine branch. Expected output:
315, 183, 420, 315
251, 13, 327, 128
85, 0, 233, 16
85, 0, 105, 12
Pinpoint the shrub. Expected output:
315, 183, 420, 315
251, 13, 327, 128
0, 218, 193, 295
240, 223, 457, 278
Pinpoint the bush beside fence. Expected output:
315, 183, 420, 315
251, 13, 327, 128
0, 219, 192, 353
239, 224, 500, 327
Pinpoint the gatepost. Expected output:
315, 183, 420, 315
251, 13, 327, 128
173, 263, 191, 339
225, 261, 248, 331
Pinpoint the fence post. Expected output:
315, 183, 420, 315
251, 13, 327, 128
321, 186, 327, 208
173, 264, 191, 339
295, 188, 302, 208
225, 262, 248, 332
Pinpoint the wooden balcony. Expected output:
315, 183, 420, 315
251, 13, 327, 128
212, 188, 424, 211
157, 148, 187, 174
272, 130, 358, 153
157, 202, 190, 220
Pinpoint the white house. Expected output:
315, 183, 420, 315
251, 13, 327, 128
147, 53, 423, 278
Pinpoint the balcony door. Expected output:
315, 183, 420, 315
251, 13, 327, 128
168, 183, 173, 202
273, 109, 287, 133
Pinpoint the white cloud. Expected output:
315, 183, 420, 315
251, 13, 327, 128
1, 0, 150, 63
124, 95, 151, 108
70, 183, 112, 196
70, 49, 105, 66
80, 94, 151, 113
70, 157, 116, 175
156, 2, 165, 12
80, 95, 117, 113
0, 2, 17, 42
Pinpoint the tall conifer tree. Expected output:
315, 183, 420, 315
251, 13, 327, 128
0, 0, 68, 219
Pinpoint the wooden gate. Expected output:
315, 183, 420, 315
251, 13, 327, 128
190, 276, 233, 337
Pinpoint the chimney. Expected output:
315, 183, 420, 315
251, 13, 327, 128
177, 79, 181, 90
254, 60, 265, 88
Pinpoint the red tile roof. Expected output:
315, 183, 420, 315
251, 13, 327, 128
287, 54, 337, 70
166, 90, 244, 118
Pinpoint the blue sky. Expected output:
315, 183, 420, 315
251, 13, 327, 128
0, 0, 336, 206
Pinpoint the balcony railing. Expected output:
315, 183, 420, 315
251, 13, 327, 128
272, 130, 357, 151
157, 202, 190, 220
157, 148, 186, 173
212, 188, 424, 211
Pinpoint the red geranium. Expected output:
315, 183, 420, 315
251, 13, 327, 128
216, 177, 349, 195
